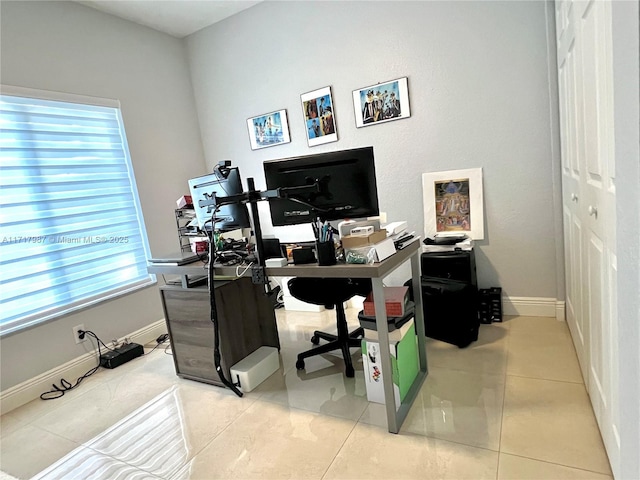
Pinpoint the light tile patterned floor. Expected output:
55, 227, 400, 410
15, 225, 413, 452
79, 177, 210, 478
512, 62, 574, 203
0, 310, 612, 479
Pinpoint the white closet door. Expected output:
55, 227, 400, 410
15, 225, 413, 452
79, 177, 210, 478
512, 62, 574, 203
556, 0, 588, 384
555, 0, 619, 473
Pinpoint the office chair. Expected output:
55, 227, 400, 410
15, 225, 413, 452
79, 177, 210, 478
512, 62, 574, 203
288, 277, 371, 377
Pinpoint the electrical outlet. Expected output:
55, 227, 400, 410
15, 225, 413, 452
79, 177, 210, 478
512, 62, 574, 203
73, 324, 86, 344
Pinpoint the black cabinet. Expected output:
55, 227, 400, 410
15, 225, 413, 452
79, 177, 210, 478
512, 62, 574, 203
420, 249, 478, 348
421, 249, 477, 284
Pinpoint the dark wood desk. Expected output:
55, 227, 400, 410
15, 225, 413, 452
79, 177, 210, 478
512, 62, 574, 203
158, 278, 279, 387
148, 240, 427, 433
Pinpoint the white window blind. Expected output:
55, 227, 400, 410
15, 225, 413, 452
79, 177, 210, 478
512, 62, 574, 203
0, 89, 154, 335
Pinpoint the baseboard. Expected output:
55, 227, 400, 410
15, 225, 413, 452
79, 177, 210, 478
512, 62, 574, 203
0, 319, 167, 415
503, 296, 565, 320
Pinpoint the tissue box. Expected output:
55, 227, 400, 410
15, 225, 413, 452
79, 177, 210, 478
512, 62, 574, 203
361, 323, 419, 407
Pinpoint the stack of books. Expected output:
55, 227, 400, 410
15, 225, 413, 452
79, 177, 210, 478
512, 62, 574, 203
358, 286, 415, 341
362, 286, 410, 317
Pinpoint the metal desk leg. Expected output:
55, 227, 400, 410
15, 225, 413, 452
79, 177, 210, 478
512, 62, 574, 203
371, 277, 397, 432
372, 249, 429, 434
411, 252, 428, 373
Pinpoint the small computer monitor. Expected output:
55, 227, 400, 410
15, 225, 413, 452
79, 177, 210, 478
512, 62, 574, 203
188, 167, 251, 232
263, 146, 380, 226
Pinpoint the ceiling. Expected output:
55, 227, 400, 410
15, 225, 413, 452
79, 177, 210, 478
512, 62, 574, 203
77, 0, 263, 38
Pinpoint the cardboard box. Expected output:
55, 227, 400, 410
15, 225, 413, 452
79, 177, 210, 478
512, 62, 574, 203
344, 236, 397, 264
362, 323, 419, 407
363, 286, 409, 317
341, 229, 387, 248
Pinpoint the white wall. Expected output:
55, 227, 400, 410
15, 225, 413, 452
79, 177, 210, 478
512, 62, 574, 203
186, 0, 562, 297
0, 1, 206, 390
611, 1, 640, 478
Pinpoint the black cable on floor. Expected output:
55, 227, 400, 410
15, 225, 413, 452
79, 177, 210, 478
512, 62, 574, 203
143, 333, 170, 355
39, 330, 108, 400
40, 331, 170, 400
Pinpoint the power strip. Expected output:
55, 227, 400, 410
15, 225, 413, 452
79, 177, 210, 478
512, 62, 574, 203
100, 343, 144, 369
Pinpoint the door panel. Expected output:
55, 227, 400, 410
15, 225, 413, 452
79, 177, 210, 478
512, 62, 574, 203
571, 214, 586, 370
587, 233, 605, 416
555, 0, 617, 474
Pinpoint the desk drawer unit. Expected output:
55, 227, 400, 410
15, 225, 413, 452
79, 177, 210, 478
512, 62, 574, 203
161, 277, 280, 387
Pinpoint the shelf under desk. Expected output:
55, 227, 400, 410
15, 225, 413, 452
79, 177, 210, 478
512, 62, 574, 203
147, 240, 428, 433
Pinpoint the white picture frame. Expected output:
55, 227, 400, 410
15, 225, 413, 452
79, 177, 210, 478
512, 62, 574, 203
422, 168, 484, 240
301, 86, 338, 147
246, 109, 291, 150
353, 77, 411, 128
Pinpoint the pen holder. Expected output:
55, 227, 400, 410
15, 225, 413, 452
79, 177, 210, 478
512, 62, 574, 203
315, 241, 336, 266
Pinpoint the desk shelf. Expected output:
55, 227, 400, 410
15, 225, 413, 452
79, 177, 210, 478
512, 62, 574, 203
175, 208, 207, 253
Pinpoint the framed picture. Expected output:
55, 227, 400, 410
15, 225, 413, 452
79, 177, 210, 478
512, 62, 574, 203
301, 86, 337, 147
247, 109, 291, 150
422, 168, 484, 240
353, 77, 411, 128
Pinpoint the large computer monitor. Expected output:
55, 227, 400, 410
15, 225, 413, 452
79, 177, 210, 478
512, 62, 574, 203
263, 146, 380, 226
188, 166, 251, 232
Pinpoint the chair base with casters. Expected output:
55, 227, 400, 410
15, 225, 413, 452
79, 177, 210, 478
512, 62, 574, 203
288, 277, 371, 378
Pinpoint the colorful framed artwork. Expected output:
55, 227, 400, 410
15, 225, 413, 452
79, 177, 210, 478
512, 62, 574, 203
247, 109, 291, 150
422, 168, 484, 240
353, 77, 411, 128
301, 86, 337, 147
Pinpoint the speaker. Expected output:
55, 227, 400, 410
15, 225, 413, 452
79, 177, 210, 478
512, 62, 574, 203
421, 250, 477, 285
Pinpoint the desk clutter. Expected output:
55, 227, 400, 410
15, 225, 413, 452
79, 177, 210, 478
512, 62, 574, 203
357, 289, 419, 406
285, 217, 408, 266
342, 220, 395, 264
339, 218, 414, 264
173, 203, 416, 269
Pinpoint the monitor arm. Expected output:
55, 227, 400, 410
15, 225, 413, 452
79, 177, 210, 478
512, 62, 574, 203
197, 176, 330, 284
261, 175, 331, 213
198, 191, 251, 215
199, 176, 331, 214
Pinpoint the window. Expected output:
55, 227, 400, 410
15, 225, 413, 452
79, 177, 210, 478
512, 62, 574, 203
0, 86, 154, 335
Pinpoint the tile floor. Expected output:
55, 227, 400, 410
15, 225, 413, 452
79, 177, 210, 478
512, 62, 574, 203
0, 308, 612, 479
